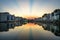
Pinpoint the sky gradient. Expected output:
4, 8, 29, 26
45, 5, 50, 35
0, 0, 60, 18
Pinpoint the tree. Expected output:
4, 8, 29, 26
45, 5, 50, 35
42, 14, 47, 17
54, 9, 60, 13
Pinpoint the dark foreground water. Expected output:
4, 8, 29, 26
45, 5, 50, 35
0, 22, 60, 40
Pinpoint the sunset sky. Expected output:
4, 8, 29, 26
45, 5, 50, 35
0, 0, 60, 18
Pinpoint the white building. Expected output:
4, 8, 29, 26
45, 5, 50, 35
53, 12, 60, 21
8, 15, 15, 22
0, 12, 15, 22
50, 10, 60, 22
52, 9, 60, 22
0, 12, 9, 22
42, 14, 50, 22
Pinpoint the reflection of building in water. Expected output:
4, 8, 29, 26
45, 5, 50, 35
0, 23, 15, 32
41, 23, 60, 36
15, 22, 22, 26
0, 23, 9, 32
7, 23, 15, 29
0, 22, 25, 32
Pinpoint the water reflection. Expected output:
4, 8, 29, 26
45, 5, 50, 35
0, 22, 27, 32
0, 22, 60, 40
36, 23, 60, 36
0, 22, 60, 36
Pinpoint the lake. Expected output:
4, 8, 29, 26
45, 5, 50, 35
0, 22, 60, 40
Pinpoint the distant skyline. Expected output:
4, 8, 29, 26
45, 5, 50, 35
0, 0, 60, 18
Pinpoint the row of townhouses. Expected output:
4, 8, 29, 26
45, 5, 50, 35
35, 9, 60, 23
0, 12, 23, 22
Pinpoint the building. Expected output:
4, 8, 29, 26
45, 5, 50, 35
42, 14, 49, 22
53, 9, 60, 21
34, 17, 42, 22
15, 17, 23, 22
8, 15, 15, 22
50, 9, 60, 22
41, 9, 60, 23
0, 12, 10, 22
0, 12, 15, 22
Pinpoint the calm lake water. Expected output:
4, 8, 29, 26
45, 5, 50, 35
0, 22, 60, 40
